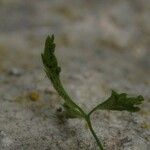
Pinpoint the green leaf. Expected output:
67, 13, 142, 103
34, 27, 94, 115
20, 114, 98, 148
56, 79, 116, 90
41, 35, 61, 79
89, 90, 144, 114
41, 35, 85, 117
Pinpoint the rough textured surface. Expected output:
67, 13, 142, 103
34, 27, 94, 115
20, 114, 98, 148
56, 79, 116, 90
0, 0, 150, 149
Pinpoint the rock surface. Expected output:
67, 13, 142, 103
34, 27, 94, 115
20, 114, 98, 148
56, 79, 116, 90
0, 0, 149, 149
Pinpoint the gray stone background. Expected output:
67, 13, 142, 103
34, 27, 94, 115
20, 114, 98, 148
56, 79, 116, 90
0, 0, 149, 149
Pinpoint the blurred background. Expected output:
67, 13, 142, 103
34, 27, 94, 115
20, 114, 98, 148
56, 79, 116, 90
0, 0, 150, 149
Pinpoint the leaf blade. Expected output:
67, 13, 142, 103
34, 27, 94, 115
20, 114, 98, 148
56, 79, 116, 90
41, 35, 85, 117
89, 90, 144, 115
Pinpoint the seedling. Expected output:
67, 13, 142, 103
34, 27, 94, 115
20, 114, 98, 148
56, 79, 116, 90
41, 35, 144, 150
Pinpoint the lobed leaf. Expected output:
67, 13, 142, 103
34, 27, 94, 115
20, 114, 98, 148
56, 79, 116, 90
41, 35, 61, 79
41, 35, 85, 117
93, 90, 144, 112
89, 91, 144, 115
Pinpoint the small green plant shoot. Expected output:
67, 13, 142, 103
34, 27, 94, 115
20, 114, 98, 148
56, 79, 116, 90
41, 35, 144, 150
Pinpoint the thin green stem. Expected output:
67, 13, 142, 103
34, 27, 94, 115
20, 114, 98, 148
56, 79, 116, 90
51, 76, 104, 149
54, 77, 104, 149
86, 116, 104, 150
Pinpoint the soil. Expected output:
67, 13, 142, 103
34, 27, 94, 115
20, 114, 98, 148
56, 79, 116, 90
0, 0, 149, 149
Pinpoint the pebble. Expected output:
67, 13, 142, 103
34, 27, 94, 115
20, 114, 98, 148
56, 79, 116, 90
28, 91, 40, 101
8, 68, 24, 77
